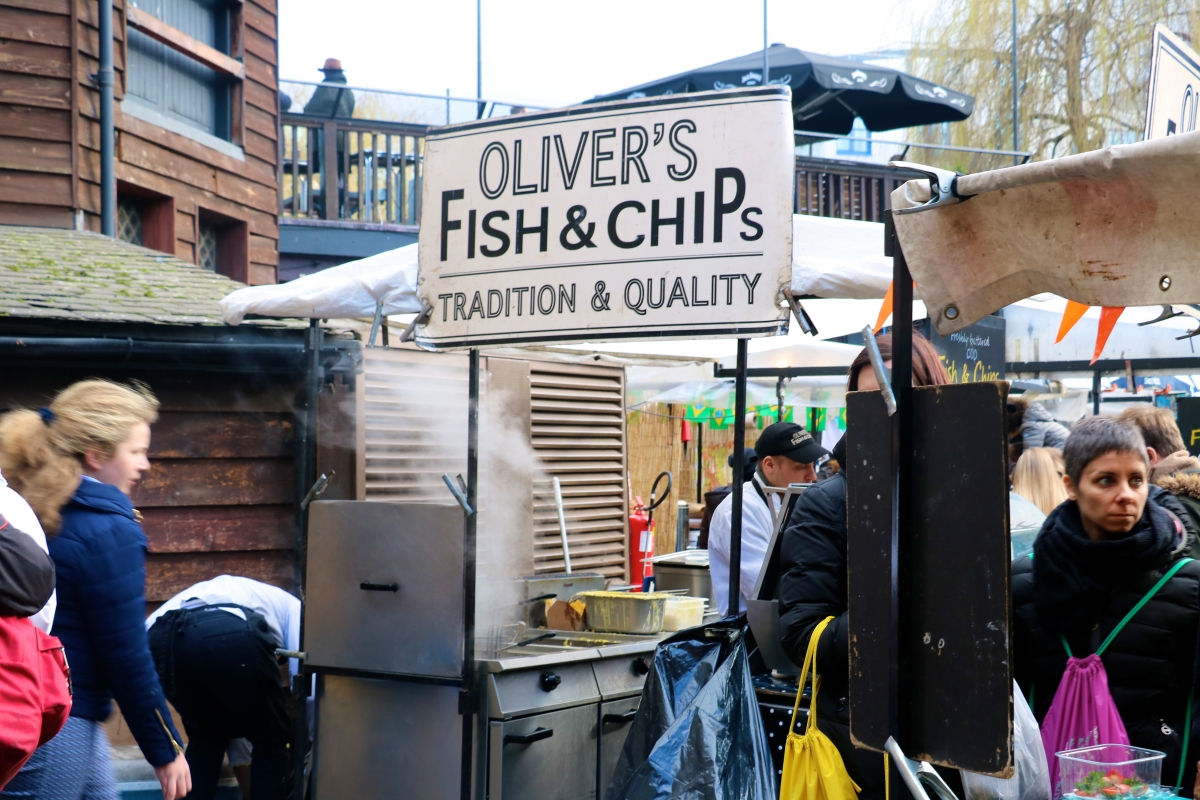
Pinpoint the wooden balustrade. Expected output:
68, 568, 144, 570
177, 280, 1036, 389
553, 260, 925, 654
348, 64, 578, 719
280, 114, 428, 226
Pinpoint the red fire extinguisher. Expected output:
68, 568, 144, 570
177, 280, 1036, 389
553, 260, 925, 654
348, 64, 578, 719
629, 471, 672, 592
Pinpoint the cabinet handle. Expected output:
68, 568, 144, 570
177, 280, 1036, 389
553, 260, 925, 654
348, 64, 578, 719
360, 582, 399, 592
603, 710, 638, 725
504, 727, 553, 745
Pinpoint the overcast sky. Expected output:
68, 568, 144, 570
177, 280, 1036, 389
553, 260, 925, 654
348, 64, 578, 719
279, 0, 935, 109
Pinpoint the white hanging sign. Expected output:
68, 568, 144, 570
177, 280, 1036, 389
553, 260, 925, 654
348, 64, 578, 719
415, 87, 795, 349
1145, 24, 1200, 140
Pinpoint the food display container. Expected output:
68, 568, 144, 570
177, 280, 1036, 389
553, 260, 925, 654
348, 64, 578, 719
1057, 745, 1168, 800
661, 597, 706, 632
579, 591, 668, 634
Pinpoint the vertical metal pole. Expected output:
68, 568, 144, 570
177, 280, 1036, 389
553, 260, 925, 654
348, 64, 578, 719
1093, 370, 1101, 416
292, 318, 321, 800
696, 423, 704, 503
460, 349, 480, 800
476, 0, 484, 119
776, 376, 785, 423
1011, 0, 1019, 165
728, 339, 749, 617
98, 0, 115, 236
762, 0, 769, 85
889, 235, 914, 740
446, 89, 451, 125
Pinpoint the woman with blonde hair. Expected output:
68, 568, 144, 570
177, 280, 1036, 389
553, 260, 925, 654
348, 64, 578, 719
0, 379, 191, 800
1012, 447, 1069, 516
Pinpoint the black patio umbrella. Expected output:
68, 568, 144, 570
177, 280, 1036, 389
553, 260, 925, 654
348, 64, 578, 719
589, 44, 974, 135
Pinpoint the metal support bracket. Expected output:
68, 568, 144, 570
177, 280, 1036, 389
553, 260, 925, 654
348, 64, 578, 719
367, 302, 385, 348
401, 303, 434, 343
889, 161, 972, 215
443, 472, 476, 516
1138, 305, 1184, 326
782, 289, 819, 336
275, 648, 308, 661
300, 471, 334, 511
885, 737, 960, 800
862, 325, 898, 416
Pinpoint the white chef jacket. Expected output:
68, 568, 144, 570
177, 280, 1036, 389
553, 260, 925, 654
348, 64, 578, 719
0, 469, 55, 632
146, 575, 301, 676
707, 473, 780, 616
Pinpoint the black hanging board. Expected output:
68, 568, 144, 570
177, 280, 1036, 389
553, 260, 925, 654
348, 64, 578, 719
846, 381, 1013, 776
1177, 397, 1200, 457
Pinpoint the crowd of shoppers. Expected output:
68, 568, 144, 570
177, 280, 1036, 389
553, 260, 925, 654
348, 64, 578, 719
771, 330, 1200, 799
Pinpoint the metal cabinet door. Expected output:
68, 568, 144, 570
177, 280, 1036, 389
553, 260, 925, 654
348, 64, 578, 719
598, 697, 640, 798
305, 501, 464, 677
489, 705, 598, 800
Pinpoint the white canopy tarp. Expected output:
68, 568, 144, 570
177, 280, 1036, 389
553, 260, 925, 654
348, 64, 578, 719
892, 130, 1200, 336
220, 215, 891, 325
221, 243, 421, 324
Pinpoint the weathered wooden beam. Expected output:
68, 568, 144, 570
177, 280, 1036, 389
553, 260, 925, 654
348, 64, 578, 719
126, 6, 244, 80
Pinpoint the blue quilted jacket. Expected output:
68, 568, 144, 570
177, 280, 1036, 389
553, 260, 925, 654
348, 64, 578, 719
49, 480, 182, 766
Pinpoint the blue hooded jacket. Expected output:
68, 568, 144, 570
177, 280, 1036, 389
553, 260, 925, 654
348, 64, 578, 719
49, 479, 182, 767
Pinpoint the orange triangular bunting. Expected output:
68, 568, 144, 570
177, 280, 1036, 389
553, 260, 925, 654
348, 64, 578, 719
873, 281, 894, 334
1055, 300, 1090, 344
1091, 307, 1125, 364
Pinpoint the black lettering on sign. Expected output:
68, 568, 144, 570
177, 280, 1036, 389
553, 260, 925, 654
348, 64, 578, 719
487, 290, 504, 318
559, 206, 597, 250
554, 132, 589, 190
608, 201, 645, 249
742, 273, 761, 303
647, 278, 666, 309
591, 129, 617, 187
481, 211, 510, 257
537, 285, 557, 314
740, 207, 763, 241
437, 293, 453, 321
512, 140, 538, 195
479, 142, 509, 199
440, 189, 463, 261
691, 276, 709, 306
668, 120, 697, 181
625, 279, 646, 315
511, 286, 529, 315
505, 288, 511, 317
651, 198, 684, 246
558, 284, 576, 313
719, 274, 739, 304
454, 292, 468, 320
516, 207, 549, 254
667, 277, 689, 307
467, 209, 477, 259
713, 168, 746, 243
693, 191, 705, 243
467, 291, 485, 320
540, 136, 551, 192
621, 126, 650, 184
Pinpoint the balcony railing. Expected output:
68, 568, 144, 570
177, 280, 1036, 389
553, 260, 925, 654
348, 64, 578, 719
794, 156, 925, 222
280, 114, 430, 226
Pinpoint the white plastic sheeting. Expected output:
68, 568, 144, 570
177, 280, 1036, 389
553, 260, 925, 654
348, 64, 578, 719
220, 216, 891, 325
220, 243, 421, 324
789, 214, 891, 299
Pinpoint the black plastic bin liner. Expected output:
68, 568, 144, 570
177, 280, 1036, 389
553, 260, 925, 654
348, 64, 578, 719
605, 619, 776, 800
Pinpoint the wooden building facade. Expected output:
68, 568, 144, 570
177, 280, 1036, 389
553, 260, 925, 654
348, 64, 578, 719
0, 227, 357, 606
0, 0, 280, 283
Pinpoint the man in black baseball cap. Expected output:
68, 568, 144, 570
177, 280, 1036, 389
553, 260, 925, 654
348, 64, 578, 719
708, 422, 829, 615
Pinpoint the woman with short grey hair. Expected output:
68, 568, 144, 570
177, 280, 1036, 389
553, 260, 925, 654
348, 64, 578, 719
1012, 416, 1200, 792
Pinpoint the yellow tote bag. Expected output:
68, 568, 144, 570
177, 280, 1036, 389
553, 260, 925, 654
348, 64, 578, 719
780, 615, 862, 800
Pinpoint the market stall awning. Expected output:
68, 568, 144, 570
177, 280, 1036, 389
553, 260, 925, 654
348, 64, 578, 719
589, 44, 973, 135
892, 130, 1200, 336
220, 215, 892, 325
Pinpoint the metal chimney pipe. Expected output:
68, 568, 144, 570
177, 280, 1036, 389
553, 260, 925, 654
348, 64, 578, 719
98, 0, 116, 236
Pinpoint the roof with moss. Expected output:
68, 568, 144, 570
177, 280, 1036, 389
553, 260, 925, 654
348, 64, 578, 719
0, 225, 250, 325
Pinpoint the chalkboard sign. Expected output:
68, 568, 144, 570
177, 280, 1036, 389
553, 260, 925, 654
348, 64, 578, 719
919, 315, 1006, 384
830, 316, 1006, 384
1178, 397, 1200, 456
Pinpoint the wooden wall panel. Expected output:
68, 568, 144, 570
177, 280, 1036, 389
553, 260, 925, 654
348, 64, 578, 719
3, 0, 71, 14
0, 7, 71, 47
1, 73, 70, 108
0, 169, 70, 204
145, 549, 295, 601
141, 504, 293, 553
0, 104, 70, 140
0, 138, 70, 174
0, 200, 73, 227
0, 39, 71, 77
